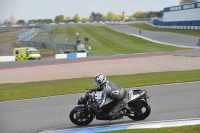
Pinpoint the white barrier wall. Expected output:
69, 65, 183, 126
0, 56, 15, 62
76, 53, 87, 58
55, 52, 88, 59
55, 54, 66, 59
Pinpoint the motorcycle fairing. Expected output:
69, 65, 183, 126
74, 105, 84, 111
95, 89, 146, 106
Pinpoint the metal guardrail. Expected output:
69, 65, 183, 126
146, 22, 200, 30
18, 28, 36, 41
15, 27, 76, 50
17, 41, 75, 50
30, 34, 76, 45
40, 23, 52, 33
15, 28, 37, 44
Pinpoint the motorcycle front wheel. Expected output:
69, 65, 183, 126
128, 100, 151, 121
69, 109, 93, 126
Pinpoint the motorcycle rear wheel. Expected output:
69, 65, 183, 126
128, 100, 151, 121
69, 109, 93, 126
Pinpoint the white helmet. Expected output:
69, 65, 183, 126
93, 73, 107, 88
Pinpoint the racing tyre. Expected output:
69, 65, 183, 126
128, 100, 151, 121
69, 109, 93, 126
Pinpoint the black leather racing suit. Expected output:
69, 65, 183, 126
94, 81, 128, 119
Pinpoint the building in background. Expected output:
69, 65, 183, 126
151, 2, 200, 26
122, 12, 129, 21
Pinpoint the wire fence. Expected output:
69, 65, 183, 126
18, 42, 75, 50
15, 26, 77, 50
30, 34, 77, 45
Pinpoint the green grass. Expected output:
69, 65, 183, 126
128, 23, 200, 38
30, 33, 73, 45
0, 29, 17, 33
0, 70, 200, 102
0, 25, 186, 55
37, 47, 58, 52
51, 25, 184, 56
37, 31, 50, 35
101, 124, 200, 133
0, 28, 21, 43
0, 35, 16, 43
0, 28, 21, 33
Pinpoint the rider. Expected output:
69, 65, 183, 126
90, 73, 129, 119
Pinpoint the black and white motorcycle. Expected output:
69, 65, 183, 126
69, 89, 151, 126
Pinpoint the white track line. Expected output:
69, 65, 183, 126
39, 118, 200, 133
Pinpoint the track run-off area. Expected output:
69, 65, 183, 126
1, 49, 200, 84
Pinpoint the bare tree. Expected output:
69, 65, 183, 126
90, 12, 103, 21
96, 13, 103, 20
9, 15, 16, 24
180, 0, 197, 4
90, 12, 97, 21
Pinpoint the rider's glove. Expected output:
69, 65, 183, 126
89, 89, 95, 93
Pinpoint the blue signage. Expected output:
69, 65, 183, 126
164, 2, 200, 12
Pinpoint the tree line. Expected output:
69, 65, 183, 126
2, 19, 53, 25
133, 10, 163, 18
1, 0, 198, 25
54, 12, 123, 23
0, 10, 166, 25
28, 19, 53, 24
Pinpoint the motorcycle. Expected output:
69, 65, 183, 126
69, 89, 151, 126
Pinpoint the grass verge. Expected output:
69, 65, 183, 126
0, 70, 200, 102
0, 35, 16, 43
100, 124, 200, 133
52, 25, 184, 56
128, 23, 200, 38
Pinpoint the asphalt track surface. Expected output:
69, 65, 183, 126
107, 25, 200, 48
0, 82, 200, 133
1, 49, 200, 70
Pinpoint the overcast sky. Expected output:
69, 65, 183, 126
0, 0, 195, 22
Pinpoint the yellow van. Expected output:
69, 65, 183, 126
13, 47, 41, 61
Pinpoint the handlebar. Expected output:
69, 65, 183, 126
86, 88, 96, 94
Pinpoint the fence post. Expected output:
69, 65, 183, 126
197, 39, 200, 46
76, 32, 79, 51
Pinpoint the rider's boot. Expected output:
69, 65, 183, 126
124, 106, 131, 115
114, 110, 125, 119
